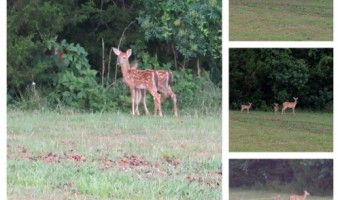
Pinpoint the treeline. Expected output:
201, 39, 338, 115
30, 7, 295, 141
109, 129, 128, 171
229, 159, 333, 196
7, 0, 221, 113
229, 48, 333, 111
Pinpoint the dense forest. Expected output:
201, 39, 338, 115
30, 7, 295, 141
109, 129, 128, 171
7, 0, 222, 113
229, 159, 333, 196
229, 48, 333, 111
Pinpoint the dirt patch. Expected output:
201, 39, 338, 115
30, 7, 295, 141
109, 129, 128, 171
8, 145, 221, 188
8, 145, 86, 164
186, 170, 222, 188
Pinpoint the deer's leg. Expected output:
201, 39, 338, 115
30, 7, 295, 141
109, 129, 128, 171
172, 93, 178, 117
153, 96, 157, 115
135, 89, 140, 115
168, 88, 178, 117
141, 89, 150, 115
149, 90, 162, 117
130, 87, 135, 115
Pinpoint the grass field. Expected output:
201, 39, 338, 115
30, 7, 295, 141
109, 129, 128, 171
229, 111, 333, 152
7, 110, 221, 199
229, 0, 333, 41
229, 188, 333, 200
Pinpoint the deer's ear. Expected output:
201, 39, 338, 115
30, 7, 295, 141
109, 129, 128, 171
112, 47, 120, 55
126, 49, 132, 58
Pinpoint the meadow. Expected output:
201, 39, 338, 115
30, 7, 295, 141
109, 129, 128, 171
229, 188, 333, 200
7, 110, 222, 199
229, 0, 333, 41
229, 111, 333, 152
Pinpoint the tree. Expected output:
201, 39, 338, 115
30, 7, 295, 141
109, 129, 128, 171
229, 48, 333, 111
137, 0, 222, 84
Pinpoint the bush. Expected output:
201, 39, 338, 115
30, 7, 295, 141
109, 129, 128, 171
173, 69, 222, 115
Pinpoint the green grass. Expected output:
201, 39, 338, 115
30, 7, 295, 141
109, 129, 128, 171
7, 110, 221, 199
230, 188, 333, 200
229, 0, 333, 41
229, 111, 333, 152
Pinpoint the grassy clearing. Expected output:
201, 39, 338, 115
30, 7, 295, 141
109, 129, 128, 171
229, 0, 333, 41
229, 111, 333, 152
7, 110, 221, 199
229, 188, 333, 200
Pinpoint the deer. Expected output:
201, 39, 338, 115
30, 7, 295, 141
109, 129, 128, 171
289, 190, 310, 200
274, 103, 279, 115
130, 62, 178, 116
112, 47, 162, 116
240, 102, 252, 113
282, 97, 298, 115
127, 62, 150, 116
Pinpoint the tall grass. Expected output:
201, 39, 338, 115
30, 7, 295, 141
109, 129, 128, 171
7, 110, 221, 199
229, 0, 333, 41
229, 111, 333, 152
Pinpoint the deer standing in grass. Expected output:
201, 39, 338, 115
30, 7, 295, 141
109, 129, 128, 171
282, 97, 298, 115
130, 62, 178, 116
289, 190, 310, 200
112, 47, 162, 116
274, 103, 279, 115
240, 102, 252, 113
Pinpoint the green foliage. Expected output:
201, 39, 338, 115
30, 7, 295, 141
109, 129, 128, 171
7, 0, 221, 113
138, 0, 221, 59
47, 39, 116, 111
7, 0, 88, 95
137, 0, 222, 86
229, 49, 333, 111
289, 160, 333, 195
173, 70, 222, 115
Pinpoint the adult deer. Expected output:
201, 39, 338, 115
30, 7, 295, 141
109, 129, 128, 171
112, 47, 162, 116
282, 97, 298, 115
240, 102, 252, 113
289, 190, 310, 200
274, 103, 279, 115
131, 62, 178, 116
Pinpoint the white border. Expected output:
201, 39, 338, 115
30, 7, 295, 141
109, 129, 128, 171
222, 0, 229, 199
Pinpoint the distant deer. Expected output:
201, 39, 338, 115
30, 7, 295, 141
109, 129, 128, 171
240, 102, 252, 113
274, 194, 281, 200
282, 97, 298, 115
131, 62, 178, 116
289, 190, 310, 200
112, 47, 162, 116
274, 103, 279, 115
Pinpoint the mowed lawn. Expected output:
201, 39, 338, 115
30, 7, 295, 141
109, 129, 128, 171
7, 110, 221, 199
229, 188, 333, 200
229, 0, 333, 41
229, 111, 333, 152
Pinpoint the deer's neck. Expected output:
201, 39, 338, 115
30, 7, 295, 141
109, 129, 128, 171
120, 62, 131, 79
